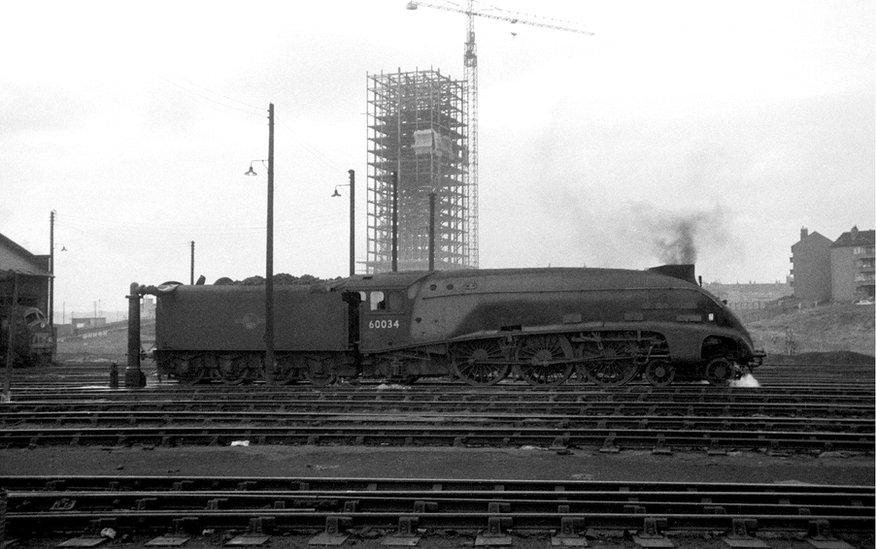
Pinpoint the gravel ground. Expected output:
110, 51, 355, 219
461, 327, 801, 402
1, 445, 871, 485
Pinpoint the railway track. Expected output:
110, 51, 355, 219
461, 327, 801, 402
9, 358, 874, 389
3, 365, 872, 449
2, 476, 872, 547
7, 380, 876, 397
3, 398, 872, 417
1, 381, 871, 452
0, 422, 871, 452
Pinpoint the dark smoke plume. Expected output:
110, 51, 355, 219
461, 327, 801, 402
633, 205, 729, 265
654, 217, 700, 264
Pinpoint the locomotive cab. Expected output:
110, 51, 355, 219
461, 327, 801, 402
342, 272, 430, 353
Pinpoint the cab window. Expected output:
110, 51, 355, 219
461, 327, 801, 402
386, 291, 404, 311
369, 291, 385, 311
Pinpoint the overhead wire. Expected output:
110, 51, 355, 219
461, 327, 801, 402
156, 74, 354, 179
167, 74, 265, 113
157, 75, 265, 118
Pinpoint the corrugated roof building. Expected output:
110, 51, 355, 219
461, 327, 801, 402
0, 232, 51, 314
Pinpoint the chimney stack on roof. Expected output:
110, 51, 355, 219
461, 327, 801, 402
800, 227, 808, 240
851, 225, 859, 240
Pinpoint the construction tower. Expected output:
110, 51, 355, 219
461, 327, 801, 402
365, 68, 472, 273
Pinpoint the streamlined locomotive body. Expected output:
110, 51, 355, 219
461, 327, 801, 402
152, 265, 763, 386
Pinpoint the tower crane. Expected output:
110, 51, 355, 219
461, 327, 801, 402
406, 1, 592, 268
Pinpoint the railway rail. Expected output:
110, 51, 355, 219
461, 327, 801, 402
0, 423, 871, 452
1, 380, 872, 452
3, 398, 872, 418
2, 476, 872, 547
9, 358, 874, 389
7, 381, 875, 398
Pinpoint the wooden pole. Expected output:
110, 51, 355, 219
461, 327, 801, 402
428, 192, 436, 271
49, 211, 54, 333
265, 103, 275, 383
3, 272, 19, 402
348, 170, 355, 277
391, 170, 398, 272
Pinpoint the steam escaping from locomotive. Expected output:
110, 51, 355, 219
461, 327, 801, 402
643, 206, 730, 266
655, 218, 699, 264
730, 373, 761, 388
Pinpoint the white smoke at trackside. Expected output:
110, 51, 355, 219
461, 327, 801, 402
730, 373, 761, 388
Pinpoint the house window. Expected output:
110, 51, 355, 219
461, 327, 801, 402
854, 247, 863, 254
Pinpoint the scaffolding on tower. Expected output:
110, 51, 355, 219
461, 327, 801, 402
365, 68, 472, 273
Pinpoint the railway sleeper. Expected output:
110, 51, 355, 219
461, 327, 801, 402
308, 516, 351, 546
722, 518, 768, 548
551, 515, 587, 546
631, 516, 670, 547
475, 516, 513, 546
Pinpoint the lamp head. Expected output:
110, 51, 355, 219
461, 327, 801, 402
331, 188, 342, 198
244, 165, 257, 176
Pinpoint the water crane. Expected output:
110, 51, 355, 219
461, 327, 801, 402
406, 0, 592, 267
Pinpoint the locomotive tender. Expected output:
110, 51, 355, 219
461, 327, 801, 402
151, 264, 763, 386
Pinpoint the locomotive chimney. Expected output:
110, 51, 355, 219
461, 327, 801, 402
648, 264, 697, 284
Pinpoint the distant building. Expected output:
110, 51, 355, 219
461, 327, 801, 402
789, 227, 832, 304
365, 69, 474, 273
71, 317, 106, 331
830, 226, 875, 302
0, 232, 51, 314
705, 282, 792, 311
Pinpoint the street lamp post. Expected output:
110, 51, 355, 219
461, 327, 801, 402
244, 103, 276, 384
391, 170, 398, 272
331, 170, 356, 277
428, 191, 436, 271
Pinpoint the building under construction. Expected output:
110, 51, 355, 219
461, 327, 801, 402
365, 69, 476, 273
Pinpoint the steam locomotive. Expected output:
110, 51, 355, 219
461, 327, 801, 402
0, 305, 53, 367
149, 264, 763, 386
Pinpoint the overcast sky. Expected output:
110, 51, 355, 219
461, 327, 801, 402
2, 0, 873, 318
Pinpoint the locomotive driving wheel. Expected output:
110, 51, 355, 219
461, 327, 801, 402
704, 357, 733, 385
172, 355, 203, 385
451, 339, 510, 386
303, 354, 337, 387
580, 342, 639, 387
643, 359, 675, 387
517, 334, 574, 385
217, 353, 246, 385
276, 355, 301, 385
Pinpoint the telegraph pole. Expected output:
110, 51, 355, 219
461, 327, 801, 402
347, 170, 355, 277
265, 103, 275, 383
190, 241, 195, 285
428, 192, 436, 271
391, 170, 398, 272
3, 272, 19, 401
49, 210, 55, 353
